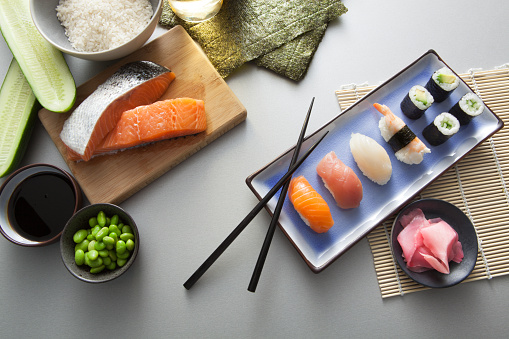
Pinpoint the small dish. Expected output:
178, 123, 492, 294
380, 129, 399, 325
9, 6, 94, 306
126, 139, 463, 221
60, 203, 140, 283
391, 199, 478, 288
0, 163, 82, 247
29, 0, 163, 61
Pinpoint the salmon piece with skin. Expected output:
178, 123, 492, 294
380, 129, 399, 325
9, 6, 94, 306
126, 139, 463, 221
60, 61, 176, 161
288, 175, 334, 234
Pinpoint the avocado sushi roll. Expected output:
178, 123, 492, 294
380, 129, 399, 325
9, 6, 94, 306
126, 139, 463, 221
425, 67, 459, 102
400, 85, 434, 119
449, 93, 485, 125
422, 112, 460, 146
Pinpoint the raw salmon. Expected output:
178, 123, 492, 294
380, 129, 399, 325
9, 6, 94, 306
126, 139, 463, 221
316, 151, 363, 209
67, 98, 207, 161
288, 175, 334, 234
60, 61, 176, 161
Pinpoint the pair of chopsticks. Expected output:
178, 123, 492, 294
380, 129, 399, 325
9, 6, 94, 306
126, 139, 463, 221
184, 98, 323, 291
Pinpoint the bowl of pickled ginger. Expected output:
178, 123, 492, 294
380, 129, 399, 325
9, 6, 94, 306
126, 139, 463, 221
391, 199, 478, 288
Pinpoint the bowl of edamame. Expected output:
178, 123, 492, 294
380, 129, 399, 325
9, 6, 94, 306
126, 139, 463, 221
60, 203, 139, 283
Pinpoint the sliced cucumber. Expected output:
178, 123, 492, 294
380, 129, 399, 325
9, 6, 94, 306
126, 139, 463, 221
0, 0, 76, 113
0, 58, 40, 177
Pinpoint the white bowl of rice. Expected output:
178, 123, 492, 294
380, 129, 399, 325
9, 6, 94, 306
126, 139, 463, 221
30, 0, 163, 61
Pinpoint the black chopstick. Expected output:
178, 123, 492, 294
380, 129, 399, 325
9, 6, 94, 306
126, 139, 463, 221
247, 97, 315, 292
183, 129, 328, 290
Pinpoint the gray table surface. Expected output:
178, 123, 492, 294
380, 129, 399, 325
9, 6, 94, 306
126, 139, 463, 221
1, 1, 509, 338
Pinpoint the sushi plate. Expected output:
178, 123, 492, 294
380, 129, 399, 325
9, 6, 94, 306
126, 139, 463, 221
39, 26, 247, 204
246, 49, 503, 273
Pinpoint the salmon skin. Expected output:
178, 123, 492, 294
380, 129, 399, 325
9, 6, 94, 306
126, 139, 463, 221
60, 61, 176, 161
288, 175, 334, 234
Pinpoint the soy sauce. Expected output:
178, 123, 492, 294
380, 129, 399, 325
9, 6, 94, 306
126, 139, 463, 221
7, 172, 76, 242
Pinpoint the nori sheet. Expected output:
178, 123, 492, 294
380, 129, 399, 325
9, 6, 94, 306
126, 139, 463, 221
159, 0, 347, 81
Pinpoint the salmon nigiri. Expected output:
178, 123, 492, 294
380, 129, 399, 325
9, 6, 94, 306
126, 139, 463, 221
316, 151, 363, 209
288, 175, 334, 234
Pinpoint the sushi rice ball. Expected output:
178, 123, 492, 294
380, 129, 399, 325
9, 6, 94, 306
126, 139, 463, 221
425, 67, 459, 102
422, 112, 460, 146
400, 85, 434, 119
449, 93, 485, 125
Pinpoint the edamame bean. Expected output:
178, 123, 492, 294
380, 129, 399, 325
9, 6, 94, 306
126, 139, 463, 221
120, 233, 134, 242
95, 227, 109, 242
88, 240, 96, 252
90, 265, 105, 274
102, 236, 114, 250
75, 239, 90, 253
106, 262, 116, 270
91, 225, 101, 237
88, 257, 103, 268
117, 251, 130, 259
108, 250, 117, 262
98, 249, 109, 258
105, 217, 111, 227
75, 249, 85, 266
116, 240, 126, 255
117, 258, 127, 267
94, 241, 106, 251
86, 234, 95, 241
73, 229, 88, 244
103, 257, 112, 266
109, 232, 118, 243
108, 225, 121, 237
97, 211, 106, 227
89, 217, 98, 227
110, 215, 119, 226
121, 225, 133, 234
126, 239, 135, 251
87, 249, 99, 261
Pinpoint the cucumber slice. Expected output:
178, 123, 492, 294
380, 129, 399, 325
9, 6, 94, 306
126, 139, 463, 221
0, 0, 76, 113
0, 58, 40, 177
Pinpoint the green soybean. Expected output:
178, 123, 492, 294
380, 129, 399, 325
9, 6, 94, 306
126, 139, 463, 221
106, 262, 116, 270
103, 236, 114, 249
98, 249, 109, 258
88, 257, 103, 268
126, 239, 135, 251
75, 239, 90, 252
75, 249, 85, 266
117, 250, 130, 259
88, 240, 96, 252
86, 234, 94, 241
108, 225, 121, 237
110, 214, 119, 226
97, 211, 106, 227
121, 225, 133, 234
90, 265, 105, 274
87, 249, 99, 261
120, 233, 134, 242
95, 227, 109, 241
117, 258, 127, 267
103, 257, 112, 266
73, 229, 88, 244
88, 217, 98, 227
116, 240, 126, 255
91, 225, 101, 237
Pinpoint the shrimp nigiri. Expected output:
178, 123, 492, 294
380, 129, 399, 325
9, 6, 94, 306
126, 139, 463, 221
288, 176, 334, 233
316, 151, 363, 208
373, 103, 430, 165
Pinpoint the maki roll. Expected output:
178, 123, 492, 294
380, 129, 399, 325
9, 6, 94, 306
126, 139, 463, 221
422, 112, 460, 146
425, 67, 459, 102
400, 85, 434, 119
449, 93, 485, 125
374, 103, 430, 165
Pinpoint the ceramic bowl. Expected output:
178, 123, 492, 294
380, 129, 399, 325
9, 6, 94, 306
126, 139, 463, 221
391, 199, 478, 288
60, 203, 140, 283
29, 0, 163, 61
0, 163, 83, 247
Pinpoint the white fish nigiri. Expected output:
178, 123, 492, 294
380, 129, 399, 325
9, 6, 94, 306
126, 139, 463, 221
350, 133, 392, 185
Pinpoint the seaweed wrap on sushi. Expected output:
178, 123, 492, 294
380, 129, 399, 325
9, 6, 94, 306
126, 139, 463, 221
422, 112, 460, 146
425, 67, 459, 102
400, 85, 434, 119
373, 103, 430, 165
449, 92, 485, 125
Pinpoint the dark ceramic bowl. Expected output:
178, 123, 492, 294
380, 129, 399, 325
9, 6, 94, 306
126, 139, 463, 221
60, 203, 140, 283
0, 163, 83, 246
391, 199, 478, 288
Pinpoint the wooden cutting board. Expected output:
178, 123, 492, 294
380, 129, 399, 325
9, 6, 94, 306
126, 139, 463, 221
39, 26, 247, 204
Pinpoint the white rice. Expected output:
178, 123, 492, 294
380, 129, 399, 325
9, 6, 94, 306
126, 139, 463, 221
459, 93, 484, 117
409, 85, 434, 110
433, 112, 460, 136
56, 0, 153, 53
432, 67, 459, 91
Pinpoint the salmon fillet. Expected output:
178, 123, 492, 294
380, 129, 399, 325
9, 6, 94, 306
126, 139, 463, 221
67, 98, 207, 161
288, 175, 334, 234
60, 61, 176, 161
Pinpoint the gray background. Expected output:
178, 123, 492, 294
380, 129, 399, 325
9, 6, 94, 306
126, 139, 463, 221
1, 1, 508, 338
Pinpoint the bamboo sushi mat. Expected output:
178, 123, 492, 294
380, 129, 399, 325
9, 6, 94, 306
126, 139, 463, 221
335, 65, 509, 298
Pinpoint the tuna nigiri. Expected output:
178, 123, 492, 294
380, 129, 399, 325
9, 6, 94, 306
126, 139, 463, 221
316, 151, 363, 209
60, 61, 176, 161
373, 103, 430, 165
349, 133, 392, 185
288, 176, 334, 234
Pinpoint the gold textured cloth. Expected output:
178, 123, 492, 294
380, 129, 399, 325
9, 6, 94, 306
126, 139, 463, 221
159, 0, 347, 81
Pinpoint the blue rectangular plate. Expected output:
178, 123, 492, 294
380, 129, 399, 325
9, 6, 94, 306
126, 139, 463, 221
245, 50, 504, 273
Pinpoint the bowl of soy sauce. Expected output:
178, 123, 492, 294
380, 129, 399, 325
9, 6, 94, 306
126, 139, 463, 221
0, 163, 83, 246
